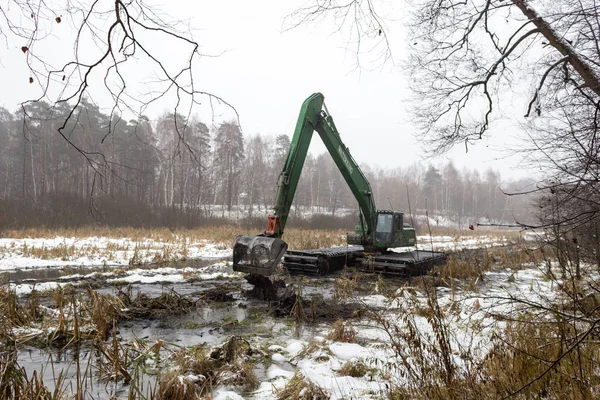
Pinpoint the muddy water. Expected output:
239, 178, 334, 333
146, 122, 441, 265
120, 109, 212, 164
113, 280, 327, 348
11, 265, 332, 399
0, 257, 230, 284
1, 266, 95, 282
15, 296, 322, 400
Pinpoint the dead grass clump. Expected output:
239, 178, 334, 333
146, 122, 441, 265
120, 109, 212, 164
295, 343, 333, 363
128, 245, 144, 265
337, 359, 371, 378
333, 274, 357, 302
197, 286, 235, 303
21, 242, 77, 261
174, 346, 213, 378
162, 337, 260, 398
210, 336, 252, 363
326, 319, 357, 343
216, 361, 259, 391
93, 330, 134, 383
2, 287, 129, 347
152, 246, 173, 264
274, 284, 313, 322
487, 244, 544, 270
0, 287, 35, 328
157, 370, 199, 400
437, 245, 545, 286
276, 371, 328, 400
85, 289, 125, 340
122, 289, 195, 318
289, 289, 308, 322
41, 288, 129, 346
437, 250, 489, 282
25, 290, 42, 321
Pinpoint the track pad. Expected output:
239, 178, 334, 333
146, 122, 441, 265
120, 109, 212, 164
232, 235, 288, 275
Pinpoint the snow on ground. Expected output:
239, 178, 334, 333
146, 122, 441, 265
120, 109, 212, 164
246, 265, 561, 399
409, 233, 515, 252
0, 236, 231, 271
0, 228, 480, 271
9, 262, 236, 296
9, 281, 64, 296
0, 231, 520, 273
0, 230, 554, 398
107, 263, 232, 284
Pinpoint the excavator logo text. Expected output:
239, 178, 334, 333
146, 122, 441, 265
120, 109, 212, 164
338, 145, 354, 175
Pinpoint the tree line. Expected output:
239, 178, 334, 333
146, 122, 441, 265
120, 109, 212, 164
0, 100, 533, 229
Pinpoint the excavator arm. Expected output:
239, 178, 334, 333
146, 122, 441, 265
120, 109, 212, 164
233, 93, 377, 274
269, 93, 376, 240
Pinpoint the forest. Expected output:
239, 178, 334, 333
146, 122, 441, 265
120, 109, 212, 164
0, 99, 534, 229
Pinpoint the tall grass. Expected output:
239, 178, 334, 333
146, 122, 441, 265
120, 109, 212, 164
0, 351, 57, 400
3, 224, 346, 243
369, 253, 600, 399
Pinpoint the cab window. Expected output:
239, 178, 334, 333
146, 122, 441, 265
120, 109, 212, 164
375, 213, 393, 242
394, 214, 402, 230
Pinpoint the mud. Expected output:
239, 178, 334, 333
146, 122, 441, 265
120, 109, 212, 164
195, 285, 237, 303
241, 273, 367, 323
244, 273, 286, 301
273, 287, 363, 322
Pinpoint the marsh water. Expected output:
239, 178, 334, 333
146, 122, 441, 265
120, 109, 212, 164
5, 259, 335, 399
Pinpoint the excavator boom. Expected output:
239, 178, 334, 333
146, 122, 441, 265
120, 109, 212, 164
265, 93, 377, 239
233, 93, 376, 275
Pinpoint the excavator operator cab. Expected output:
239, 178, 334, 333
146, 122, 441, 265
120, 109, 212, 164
375, 211, 402, 245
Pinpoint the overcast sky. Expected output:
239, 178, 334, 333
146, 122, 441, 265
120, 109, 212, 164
0, 0, 533, 179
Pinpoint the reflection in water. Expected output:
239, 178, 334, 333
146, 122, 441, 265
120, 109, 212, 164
2, 267, 84, 282
17, 345, 127, 398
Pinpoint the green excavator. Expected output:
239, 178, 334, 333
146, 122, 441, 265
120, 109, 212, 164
232, 93, 445, 276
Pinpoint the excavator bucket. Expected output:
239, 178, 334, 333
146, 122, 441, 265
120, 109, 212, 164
232, 235, 288, 275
